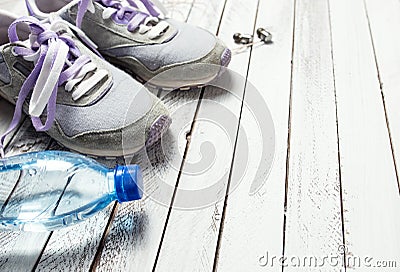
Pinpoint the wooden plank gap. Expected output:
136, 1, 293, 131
31, 232, 54, 272
280, 0, 297, 270
327, 0, 348, 270
185, 0, 195, 22
89, 201, 120, 272
151, 88, 205, 271
215, 0, 229, 36
163, 0, 229, 187
211, 0, 262, 271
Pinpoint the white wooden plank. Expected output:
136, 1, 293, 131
0, 232, 48, 271
216, 0, 294, 270
183, 0, 225, 33
364, 0, 400, 190
93, 0, 226, 270
153, 0, 259, 270
162, 0, 195, 22
283, 0, 343, 271
330, 0, 400, 269
35, 207, 114, 272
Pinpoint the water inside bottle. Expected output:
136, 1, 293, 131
0, 157, 114, 231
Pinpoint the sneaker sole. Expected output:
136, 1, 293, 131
56, 114, 172, 159
109, 48, 232, 91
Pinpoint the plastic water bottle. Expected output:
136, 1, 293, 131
0, 151, 143, 232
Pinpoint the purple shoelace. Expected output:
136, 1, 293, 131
77, 0, 160, 31
0, 17, 97, 157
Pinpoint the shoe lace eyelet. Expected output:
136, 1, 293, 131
11, 47, 18, 57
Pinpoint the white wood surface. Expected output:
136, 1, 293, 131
365, 0, 400, 192
330, 0, 400, 270
0, 0, 399, 271
283, 0, 344, 271
216, 0, 294, 270
154, 0, 258, 270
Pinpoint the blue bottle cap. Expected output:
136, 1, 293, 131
114, 165, 143, 203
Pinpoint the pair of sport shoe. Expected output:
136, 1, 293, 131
0, 0, 231, 157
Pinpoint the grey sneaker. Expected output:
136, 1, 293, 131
26, 0, 232, 89
0, 12, 171, 158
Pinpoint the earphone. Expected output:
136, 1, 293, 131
232, 28, 272, 54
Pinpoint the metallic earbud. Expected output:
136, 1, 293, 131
233, 28, 272, 45
233, 33, 254, 44
256, 28, 272, 43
